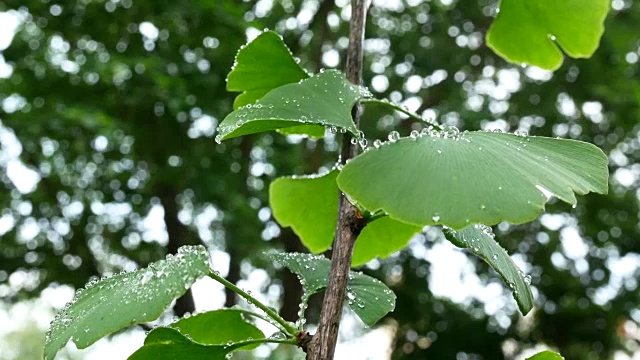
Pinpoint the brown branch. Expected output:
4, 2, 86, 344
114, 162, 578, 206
307, 1, 369, 359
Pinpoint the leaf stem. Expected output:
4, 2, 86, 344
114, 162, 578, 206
363, 210, 388, 223
360, 98, 442, 130
208, 270, 298, 335
232, 308, 290, 334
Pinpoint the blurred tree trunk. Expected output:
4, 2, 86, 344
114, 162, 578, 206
161, 187, 196, 317
280, 228, 306, 321
225, 245, 241, 307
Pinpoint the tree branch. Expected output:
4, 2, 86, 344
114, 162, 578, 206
307, 1, 369, 359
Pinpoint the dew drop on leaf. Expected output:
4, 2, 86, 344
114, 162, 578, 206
387, 131, 400, 142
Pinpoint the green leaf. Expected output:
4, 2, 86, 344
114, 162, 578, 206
169, 309, 264, 349
345, 270, 396, 326
225, 31, 325, 138
443, 224, 534, 315
128, 327, 258, 360
44, 246, 210, 360
269, 252, 395, 326
270, 170, 421, 264
270, 253, 330, 294
227, 31, 308, 109
486, 0, 609, 70
269, 170, 339, 253
352, 217, 422, 267
526, 350, 565, 360
217, 70, 371, 141
276, 124, 326, 138
337, 130, 608, 229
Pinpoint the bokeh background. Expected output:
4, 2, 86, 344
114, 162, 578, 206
0, 0, 639, 359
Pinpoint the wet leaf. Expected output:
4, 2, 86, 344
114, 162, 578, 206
269, 170, 339, 253
443, 224, 534, 315
486, 0, 609, 70
352, 217, 421, 267
276, 124, 326, 138
169, 309, 264, 349
270, 170, 420, 265
526, 350, 565, 360
227, 31, 308, 109
128, 327, 258, 360
269, 252, 395, 326
217, 70, 371, 141
338, 130, 608, 229
44, 246, 210, 360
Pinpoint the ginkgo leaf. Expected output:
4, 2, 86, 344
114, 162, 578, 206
44, 246, 210, 360
443, 224, 534, 315
526, 350, 565, 360
169, 309, 264, 349
270, 170, 422, 265
486, 0, 609, 70
270, 170, 339, 253
276, 124, 326, 138
216, 70, 372, 141
128, 327, 266, 360
352, 217, 421, 267
337, 129, 608, 229
269, 252, 395, 326
227, 31, 308, 109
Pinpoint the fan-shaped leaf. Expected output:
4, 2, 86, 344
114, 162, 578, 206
44, 246, 210, 360
269, 252, 395, 326
169, 309, 264, 349
276, 124, 326, 138
345, 271, 397, 326
337, 130, 608, 229
352, 217, 421, 267
128, 327, 262, 360
217, 70, 371, 141
443, 224, 534, 315
227, 31, 308, 109
526, 350, 564, 360
270, 170, 339, 253
270, 170, 422, 265
486, 0, 609, 70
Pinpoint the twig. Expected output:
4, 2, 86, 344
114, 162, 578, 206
307, 1, 369, 359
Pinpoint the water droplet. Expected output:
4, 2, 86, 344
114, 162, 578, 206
432, 215, 440, 222
373, 139, 382, 148
387, 131, 400, 142
410, 130, 420, 139
524, 274, 532, 285
329, 126, 338, 134
443, 125, 460, 138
